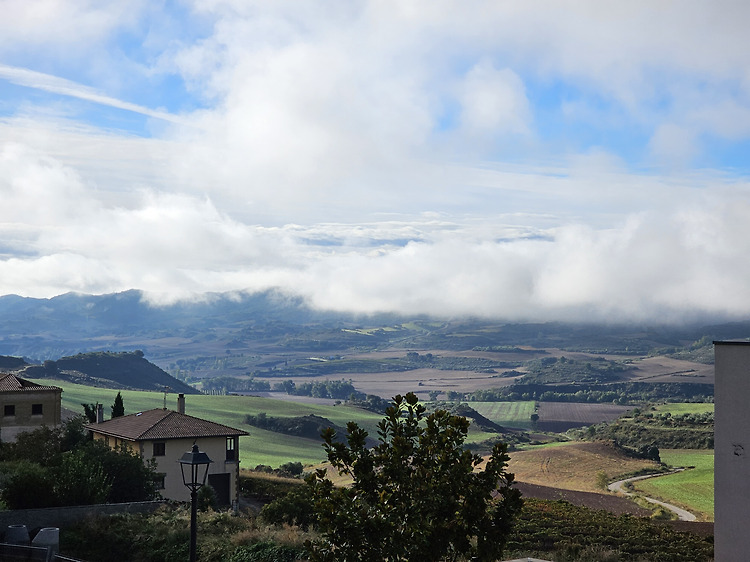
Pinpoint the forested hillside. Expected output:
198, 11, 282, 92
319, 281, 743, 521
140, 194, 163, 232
3, 351, 197, 394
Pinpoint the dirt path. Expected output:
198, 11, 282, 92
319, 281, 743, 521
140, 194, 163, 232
607, 470, 697, 522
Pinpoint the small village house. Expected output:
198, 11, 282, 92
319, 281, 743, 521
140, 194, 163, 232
0, 373, 62, 443
87, 394, 248, 507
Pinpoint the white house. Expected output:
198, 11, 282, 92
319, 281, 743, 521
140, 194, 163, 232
87, 394, 248, 507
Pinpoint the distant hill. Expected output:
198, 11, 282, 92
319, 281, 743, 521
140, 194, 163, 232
10, 351, 198, 394
0, 288, 748, 383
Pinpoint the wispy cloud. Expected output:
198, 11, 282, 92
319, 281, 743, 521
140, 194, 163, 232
0, 64, 186, 124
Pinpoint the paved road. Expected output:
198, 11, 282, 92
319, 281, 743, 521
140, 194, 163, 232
607, 470, 697, 522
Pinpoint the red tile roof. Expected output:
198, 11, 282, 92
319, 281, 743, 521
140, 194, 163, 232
86, 408, 248, 441
0, 373, 61, 393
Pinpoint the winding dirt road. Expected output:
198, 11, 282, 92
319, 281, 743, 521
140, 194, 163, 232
607, 470, 696, 522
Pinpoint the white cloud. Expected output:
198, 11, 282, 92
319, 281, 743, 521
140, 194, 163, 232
2, 1, 750, 323
457, 61, 531, 137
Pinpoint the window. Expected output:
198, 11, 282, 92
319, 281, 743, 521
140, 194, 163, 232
153, 442, 166, 457
3, 405, 14, 417
156, 473, 166, 490
226, 437, 237, 461
31, 404, 43, 416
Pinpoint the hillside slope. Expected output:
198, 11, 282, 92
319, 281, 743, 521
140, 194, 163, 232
9, 351, 198, 394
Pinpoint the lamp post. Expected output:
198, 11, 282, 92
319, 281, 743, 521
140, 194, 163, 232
179, 444, 213, 562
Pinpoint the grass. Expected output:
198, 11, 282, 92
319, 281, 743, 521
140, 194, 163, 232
470, 401, 536, 429
651, 403, 714, 415
632, 449, 714, 521
36, 379, 384, 468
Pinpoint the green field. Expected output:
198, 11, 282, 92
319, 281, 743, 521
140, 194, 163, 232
652, 403, 714, 415
471, 401, 536, 429
633, 449, 714, 521
35, 380, 388, 468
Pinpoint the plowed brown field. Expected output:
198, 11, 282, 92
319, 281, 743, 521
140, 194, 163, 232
507, 441, 660, 494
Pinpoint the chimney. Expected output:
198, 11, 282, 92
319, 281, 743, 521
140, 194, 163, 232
177, 394, 185, 414
96, 403, 104, 424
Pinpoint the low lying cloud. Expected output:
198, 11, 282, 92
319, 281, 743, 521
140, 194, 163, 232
2, 141, 750, 323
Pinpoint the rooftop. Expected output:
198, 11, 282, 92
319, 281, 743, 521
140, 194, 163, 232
0, 372, 62, 393
86, 408, 248, 441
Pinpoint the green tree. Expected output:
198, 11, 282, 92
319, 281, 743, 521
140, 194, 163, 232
81, 403, 98, 423
8, 425, 62, 466
0, 460, 54, 509
111, 391, 125, 418
54, 450, 112, 506
81, 441, 160, 503
306, 392, 522, 562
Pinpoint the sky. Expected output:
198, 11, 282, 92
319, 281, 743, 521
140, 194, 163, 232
1, 1, 750, 324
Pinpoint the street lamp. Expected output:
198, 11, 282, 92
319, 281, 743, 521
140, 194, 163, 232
179, 443, 213, 562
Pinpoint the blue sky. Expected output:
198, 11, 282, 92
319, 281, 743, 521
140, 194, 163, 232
1, 1, 750, 323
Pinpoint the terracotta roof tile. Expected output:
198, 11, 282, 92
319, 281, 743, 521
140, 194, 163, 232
0, 373, 61, 393
86, 409, 248, 441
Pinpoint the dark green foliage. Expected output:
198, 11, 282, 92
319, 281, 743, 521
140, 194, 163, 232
0, 422, 159, 507
54, 450, 111, 506
111, 391, 125, 417
84, 440, 160, 503
63, 510, 190, 562
347, 393, 391, 413
506, 498, 713, 561
279, 461, 304, 476
81, 402, 98, 423
427, 402, 505, 433
244, 414, 347, 441
198, 484, 218, 511
7, 424, 63, 465
584, 410, 714, 450
27, 350, 197, 394
521, 356, 631, 384
274, 379, 362, 400
0, 460, 54, 509
260, 486, 316, 530
61, 414, 90, 451
227, 542, 304, 562
0, 355, 27, 369
202, 376, 271, 393
471, 382, 713, 404
238, 472, 306, 502
306, 392, 523, 562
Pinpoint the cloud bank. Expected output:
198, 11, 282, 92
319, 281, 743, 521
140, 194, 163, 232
1, 1, 750, 324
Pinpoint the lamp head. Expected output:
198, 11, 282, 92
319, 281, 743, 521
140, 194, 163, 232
179, 444, 213, 492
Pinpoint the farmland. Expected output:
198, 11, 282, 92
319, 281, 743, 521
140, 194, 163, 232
536, 402, 631, 431
40, 380, 387, 466
507, 441, 660, 494
633, 449, 715, 521
470, 401, 535, 428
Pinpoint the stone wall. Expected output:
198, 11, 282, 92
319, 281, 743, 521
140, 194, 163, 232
0, 501, 165, 537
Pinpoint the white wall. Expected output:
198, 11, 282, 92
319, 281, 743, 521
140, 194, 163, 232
145, 436, 239, 504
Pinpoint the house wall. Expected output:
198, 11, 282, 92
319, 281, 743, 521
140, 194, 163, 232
714, 341, 750, 560
91, 432, 241, 506
0, 389, 61, 443
148, 436, 240, 505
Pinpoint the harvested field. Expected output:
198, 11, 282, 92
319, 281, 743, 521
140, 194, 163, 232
536, 401, 631, 432
254, 348, 713, 402
624, 356, 714, 384
508, 441, 660, 494
514, 481, 650, 516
